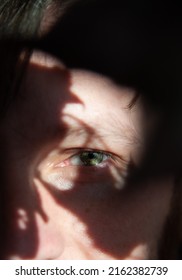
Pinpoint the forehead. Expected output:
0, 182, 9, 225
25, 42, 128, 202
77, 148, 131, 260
28, 53, 142, 129
23, 52, 139, 121
4, 52, 145, 160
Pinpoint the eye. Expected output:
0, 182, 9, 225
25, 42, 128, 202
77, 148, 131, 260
43, 149, 129, 190
68, 150, 111, 167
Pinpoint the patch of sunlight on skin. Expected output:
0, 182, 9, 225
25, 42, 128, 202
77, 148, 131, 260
37, 152, 79, 191
17, 208, 29, 230
8, 255, 21, 260
46, 172, 76, 191
71, 217, 94, 247
109, 165, 128, 190
125, 244, 149, 260
29, 51, 66, 69
62, 104, 85, 116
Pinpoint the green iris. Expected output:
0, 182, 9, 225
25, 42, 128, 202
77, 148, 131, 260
80, 151, 104, 166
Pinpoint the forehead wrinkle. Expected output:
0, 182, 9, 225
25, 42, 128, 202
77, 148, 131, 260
98, 121, 140, 147
60, 114, 139, 148
93, 111, 140, 146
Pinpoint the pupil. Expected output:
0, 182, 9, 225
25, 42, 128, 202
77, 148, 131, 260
80, 152, 103, 166
88, 153, 95, 159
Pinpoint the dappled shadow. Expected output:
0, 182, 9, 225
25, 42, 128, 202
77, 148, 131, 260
39, 0, 182, 181
0, 61, 83, 259
0, 0, 182, 261
34, 111, 180, 259
0, 56, 180, 259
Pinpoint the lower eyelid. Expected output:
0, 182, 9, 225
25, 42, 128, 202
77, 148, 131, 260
50, 161, 128, 191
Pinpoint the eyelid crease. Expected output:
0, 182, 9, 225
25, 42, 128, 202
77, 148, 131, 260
59, 147, 123, 162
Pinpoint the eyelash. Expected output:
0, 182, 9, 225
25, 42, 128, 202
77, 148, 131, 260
58, 149, 113, 168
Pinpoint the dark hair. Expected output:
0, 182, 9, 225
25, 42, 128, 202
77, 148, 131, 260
0, 0, 72, 117
0, 1, 40, 116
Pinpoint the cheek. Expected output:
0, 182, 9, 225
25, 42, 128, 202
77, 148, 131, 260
35, 169, 173, 259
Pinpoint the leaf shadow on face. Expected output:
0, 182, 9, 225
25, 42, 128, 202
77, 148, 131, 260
0, 61, 83, 259
0, 53, 180, 260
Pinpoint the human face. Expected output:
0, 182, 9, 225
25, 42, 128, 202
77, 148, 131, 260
0, 51, 175, 259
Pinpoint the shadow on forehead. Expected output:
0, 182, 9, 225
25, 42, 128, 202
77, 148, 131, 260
37, 0, 182, 178
0, 59, 84, 259
39, 0, 182, 101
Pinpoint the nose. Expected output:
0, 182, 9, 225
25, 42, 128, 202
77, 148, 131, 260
0, 178, 64, 260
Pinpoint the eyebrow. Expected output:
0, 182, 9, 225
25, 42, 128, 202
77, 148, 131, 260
59, 117, 139, 148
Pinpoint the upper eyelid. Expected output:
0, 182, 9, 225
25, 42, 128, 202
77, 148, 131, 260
70, 148, 111, 155
62, 148, 117, 160
69, 150, 111, 159
46, 147, 128, 169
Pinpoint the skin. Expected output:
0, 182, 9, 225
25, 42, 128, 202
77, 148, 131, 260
0, 51, 176, 259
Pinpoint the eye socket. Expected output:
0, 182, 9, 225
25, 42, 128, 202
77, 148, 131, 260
44, 149, 129, 190
68, 150, 111, 167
